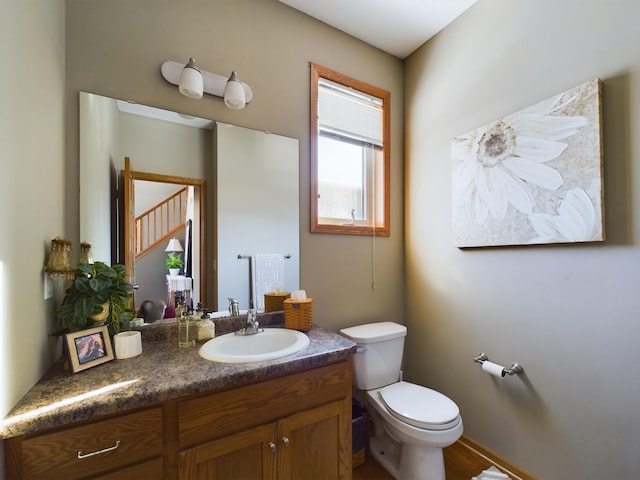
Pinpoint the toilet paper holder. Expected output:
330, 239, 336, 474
474, 353, 523, 376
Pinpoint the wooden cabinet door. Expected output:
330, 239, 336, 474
178, 423, 277, 479
277, 399, 352, 480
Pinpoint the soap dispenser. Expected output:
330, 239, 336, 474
198, 313, 215, 341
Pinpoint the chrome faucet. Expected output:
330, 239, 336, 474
228, 297, 239, 316
235, 309, 262, 336
245, 309, 260, 334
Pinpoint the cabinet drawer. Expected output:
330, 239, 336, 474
21, 407, 163, 479
179, 360, 351, 447
92, 457, 163, 480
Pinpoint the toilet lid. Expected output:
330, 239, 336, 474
378, 382, 460, 431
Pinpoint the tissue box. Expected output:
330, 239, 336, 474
264, 292, 291, 312
283, 298, 313, 331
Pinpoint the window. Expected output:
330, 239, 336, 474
310, 63, 390, 236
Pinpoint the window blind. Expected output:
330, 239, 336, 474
318, 78, 384, 148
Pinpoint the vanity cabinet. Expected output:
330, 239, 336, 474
4, 359, 352, 480
177, 361, 352, 479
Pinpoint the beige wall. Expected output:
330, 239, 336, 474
0, 0, 65, 416
4, 0, 640, 479
0, 0, 403, 473
0, 0, 403, 423
405, 1, 640, 478
65, 0, 405, 334
0, 1, 65, 475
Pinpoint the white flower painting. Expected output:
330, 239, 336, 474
452, 79, 604, 247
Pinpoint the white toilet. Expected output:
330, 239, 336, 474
340, 322, 463, 480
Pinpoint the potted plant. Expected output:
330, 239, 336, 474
165, 252, 184, 276
56, 262, 135, 335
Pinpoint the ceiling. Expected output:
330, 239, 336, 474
278, 0, 477, 59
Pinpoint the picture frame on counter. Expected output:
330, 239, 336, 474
65, 325, 114, 373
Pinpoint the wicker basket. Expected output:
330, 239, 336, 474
264, 292, 291, 312
283, 298, 313, 331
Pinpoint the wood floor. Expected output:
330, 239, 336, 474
353, 455, 394, 479
353, 442, 503, 480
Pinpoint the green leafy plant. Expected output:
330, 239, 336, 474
165, 252, 184, 270
56, 262, 134, 335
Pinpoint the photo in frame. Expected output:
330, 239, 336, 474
451, 78, 604, 247
65, 325, 114, 373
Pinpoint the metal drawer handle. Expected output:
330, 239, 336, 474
269, 441, 277, 452
282, 436, 289, 447
77, 440, 121, 459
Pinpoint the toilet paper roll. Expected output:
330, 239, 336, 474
482, 361, 506, 378
114, 331, 142, 359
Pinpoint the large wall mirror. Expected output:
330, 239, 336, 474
79, 92, 300, 318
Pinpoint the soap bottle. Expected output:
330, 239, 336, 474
194, 303, 204, 320
177, 301, 197, 348
198, 312, 215, 341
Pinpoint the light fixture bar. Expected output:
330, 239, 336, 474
161, 60, 253, 105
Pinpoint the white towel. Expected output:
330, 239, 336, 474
471, 466, 511, 480
254, 253, 285, 311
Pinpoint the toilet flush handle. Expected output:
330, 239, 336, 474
356, 346, 367, 353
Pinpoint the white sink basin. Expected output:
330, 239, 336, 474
199, 328, 310, 363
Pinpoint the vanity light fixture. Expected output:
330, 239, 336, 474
161, 58, 253, 109
165, 238, 184, 253
178, 58, 203, 99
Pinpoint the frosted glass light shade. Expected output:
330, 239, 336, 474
178, 58, 203, 99
224, 71, 246, 110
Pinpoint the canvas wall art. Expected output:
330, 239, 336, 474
451, 78, 604, 248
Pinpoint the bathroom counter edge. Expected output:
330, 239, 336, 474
0, 325, 356, 439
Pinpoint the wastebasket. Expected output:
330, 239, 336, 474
352, 399, 368, 467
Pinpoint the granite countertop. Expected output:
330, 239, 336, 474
0, 316, 356, 439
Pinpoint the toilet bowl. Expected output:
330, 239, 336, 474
365, 382, 463, 479
340, 322, 463, 480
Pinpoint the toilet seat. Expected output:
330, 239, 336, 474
378, 382, 460, 431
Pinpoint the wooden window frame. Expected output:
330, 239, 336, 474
310, 63, 391, 236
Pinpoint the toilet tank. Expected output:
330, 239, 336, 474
340, 322, 407, 390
